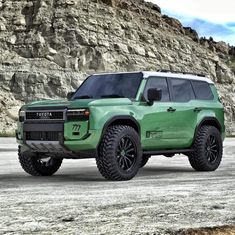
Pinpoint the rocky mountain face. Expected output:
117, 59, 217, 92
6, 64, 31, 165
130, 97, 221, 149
0, 0, 234, 135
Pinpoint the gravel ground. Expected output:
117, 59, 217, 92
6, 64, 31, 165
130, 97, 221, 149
0, 139, 234, 235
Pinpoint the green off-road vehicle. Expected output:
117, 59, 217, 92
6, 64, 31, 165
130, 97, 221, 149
16, 70, 225, 180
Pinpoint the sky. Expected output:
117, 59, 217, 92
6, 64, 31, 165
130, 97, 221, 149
148, 0, 235, 46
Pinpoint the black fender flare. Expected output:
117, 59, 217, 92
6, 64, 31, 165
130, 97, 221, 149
193, 117, 222, 143
98, 115, 140, 146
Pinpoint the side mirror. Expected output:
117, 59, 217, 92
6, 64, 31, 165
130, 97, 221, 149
147, 88, 162, 105
67, 92, 75, 100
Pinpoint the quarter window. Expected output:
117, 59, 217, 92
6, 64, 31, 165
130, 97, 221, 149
144, 77, 170, 102
191, 81, 214, 100
171, 78, 195, 102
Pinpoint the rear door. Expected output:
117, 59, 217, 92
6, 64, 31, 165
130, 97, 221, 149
166, 78, 198, 147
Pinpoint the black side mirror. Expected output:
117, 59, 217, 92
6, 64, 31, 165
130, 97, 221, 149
147, 88, 162, 105
67, 92, 75, 100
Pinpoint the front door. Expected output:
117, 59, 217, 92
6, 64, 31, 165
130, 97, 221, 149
140, 76, 197, 150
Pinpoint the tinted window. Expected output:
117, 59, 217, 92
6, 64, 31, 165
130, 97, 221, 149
192, 81, 214, 100
171, 78, 195, 102
73, 73, 143, 99
144, 77, 170, 102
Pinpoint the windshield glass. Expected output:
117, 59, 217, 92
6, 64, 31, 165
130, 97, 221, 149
72, 73, 143, 100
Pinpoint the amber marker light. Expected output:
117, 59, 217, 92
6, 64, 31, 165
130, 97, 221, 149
84, 109, 90, 117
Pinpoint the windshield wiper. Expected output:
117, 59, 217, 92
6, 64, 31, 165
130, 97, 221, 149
73, 95, 93, 99
101, 94, 124, 98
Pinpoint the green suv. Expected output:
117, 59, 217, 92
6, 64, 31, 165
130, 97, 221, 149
16, 71, 225, 180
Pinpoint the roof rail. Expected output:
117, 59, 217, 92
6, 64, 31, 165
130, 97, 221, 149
158, 69, 206, 77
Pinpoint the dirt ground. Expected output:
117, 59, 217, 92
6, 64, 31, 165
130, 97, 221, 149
0, 139, 234, 235
176, 225, 235, 235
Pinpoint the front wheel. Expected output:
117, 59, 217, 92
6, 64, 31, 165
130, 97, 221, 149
188, 126, 223, 171
96, 125, 142, 181
18, 147, 63, 176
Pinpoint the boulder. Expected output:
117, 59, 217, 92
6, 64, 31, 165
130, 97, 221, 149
184, 27, 199, 42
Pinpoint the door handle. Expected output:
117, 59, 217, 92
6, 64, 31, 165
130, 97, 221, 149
194, 107, 202, 112
167, 107, 176, 112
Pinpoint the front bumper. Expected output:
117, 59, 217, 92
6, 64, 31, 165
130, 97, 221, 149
16, 121, 101, 155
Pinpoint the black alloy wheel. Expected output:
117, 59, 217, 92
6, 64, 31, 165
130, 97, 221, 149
96, 125, 142, 181
116, 136, 137, 171
205, 135, 220, 164
18, 146, 63, 176
188, 125, 222, 171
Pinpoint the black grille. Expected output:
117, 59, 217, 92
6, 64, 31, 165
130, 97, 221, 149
26, 111, 64, 120
26, 132, 60, 141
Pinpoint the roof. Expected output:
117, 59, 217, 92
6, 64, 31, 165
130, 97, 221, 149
92, 71, 214, 84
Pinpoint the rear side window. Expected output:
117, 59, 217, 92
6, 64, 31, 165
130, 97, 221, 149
144, 77, 170, 102
191, 81, 214, 100
171, 78, 195, 102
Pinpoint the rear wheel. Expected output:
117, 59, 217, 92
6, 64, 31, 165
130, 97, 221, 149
188, 126, 222, 171
140, 155, 150, 168
18, 147, 63, 176
96, 125, 142, 181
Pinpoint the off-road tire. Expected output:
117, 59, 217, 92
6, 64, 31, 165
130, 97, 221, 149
18, 146, 63, 176
188, 126, 222, 171
96, 125, 142, 181
140, 155, 150, 168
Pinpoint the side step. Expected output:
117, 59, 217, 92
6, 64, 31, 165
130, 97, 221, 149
143, 149, 194, 155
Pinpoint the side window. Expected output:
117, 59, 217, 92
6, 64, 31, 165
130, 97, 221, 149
171, 78, 195, 102
144, 77, 170, 102
191, 81, 214, 100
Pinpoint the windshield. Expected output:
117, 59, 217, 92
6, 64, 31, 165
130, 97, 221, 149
72, 73, 143, 100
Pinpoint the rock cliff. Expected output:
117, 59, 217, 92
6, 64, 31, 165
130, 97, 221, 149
0, 0, 234, 135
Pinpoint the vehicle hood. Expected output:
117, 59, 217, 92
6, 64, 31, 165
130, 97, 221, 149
23, 98, 133, 110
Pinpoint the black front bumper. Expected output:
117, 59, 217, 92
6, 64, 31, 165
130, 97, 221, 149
22, 122, 67, 153
20, 122, 97, 159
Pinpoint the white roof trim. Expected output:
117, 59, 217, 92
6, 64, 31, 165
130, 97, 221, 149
142, 71, 214, 84
92, 71, 141, 76
92, 71, 214, 84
